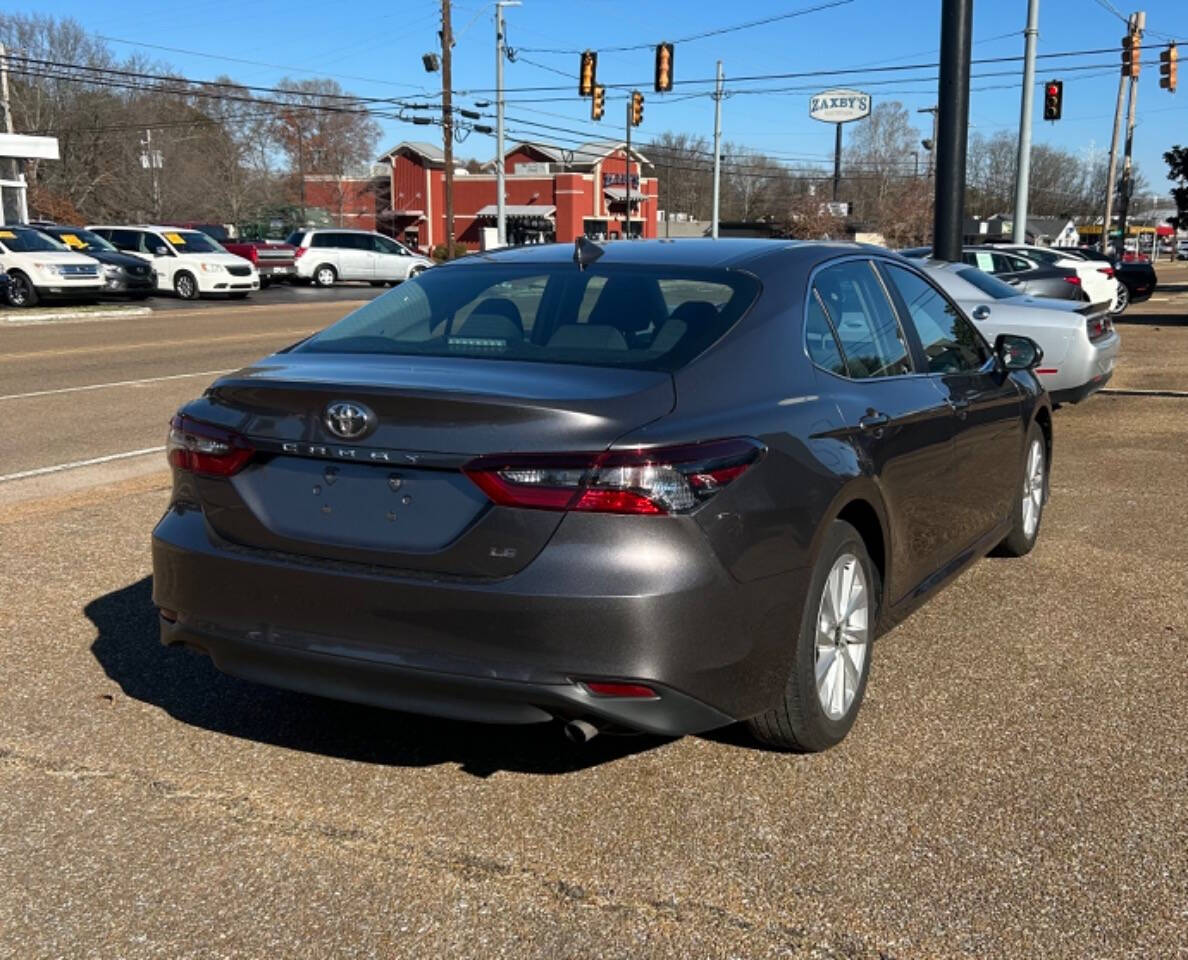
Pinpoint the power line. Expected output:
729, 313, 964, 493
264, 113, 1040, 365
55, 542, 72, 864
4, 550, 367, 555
515, 0, 854, 54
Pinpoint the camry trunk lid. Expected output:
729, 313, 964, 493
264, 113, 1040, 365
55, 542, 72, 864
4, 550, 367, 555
179, 353, 674, 577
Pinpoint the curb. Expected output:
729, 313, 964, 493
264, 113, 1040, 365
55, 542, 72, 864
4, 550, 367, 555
1, 306, 153, 325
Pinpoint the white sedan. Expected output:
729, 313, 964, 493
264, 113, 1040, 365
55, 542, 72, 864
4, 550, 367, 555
992, 243, 1119, 311
917, 258, 1120, 405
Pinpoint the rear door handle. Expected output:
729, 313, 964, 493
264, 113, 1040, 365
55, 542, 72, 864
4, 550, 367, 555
858, 411, 890, 431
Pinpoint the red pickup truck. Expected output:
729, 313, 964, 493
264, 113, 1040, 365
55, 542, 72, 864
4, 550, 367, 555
184, 223, 298, 287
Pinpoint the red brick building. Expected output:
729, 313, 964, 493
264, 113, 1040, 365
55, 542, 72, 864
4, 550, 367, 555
377, 140, 658, 253
301, 174, 390, 233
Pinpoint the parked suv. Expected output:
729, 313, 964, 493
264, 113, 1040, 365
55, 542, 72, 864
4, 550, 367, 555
87, 225, 259, 300
287, 228, 432, 287
0, 224, 103, 307
182, 223, 298, 287
33, 225, 157, 298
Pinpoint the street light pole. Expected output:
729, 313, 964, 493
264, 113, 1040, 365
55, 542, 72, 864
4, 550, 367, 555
494, 1, 519, 247
1011, 0, 1040, 244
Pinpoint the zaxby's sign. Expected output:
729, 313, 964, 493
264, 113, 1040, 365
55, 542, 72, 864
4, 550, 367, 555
809, 89, 872, 124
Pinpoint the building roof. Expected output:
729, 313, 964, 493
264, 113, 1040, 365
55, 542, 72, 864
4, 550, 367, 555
377, 141, 445, 164
569, 140, 651, 167
505, 141, 566, 163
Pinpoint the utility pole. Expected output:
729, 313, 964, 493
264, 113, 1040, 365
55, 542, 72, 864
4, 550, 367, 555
917, 105, 938, 177
140, 129, 162, 221
624, 98, 632, 240
711, 60, 724, 239
494, 1, 519, 247
1012, 0, 1040, 244
1117, 11, 1145, 254
1102, 12, 1138, 254
441, 0, 455, 257
932, 0, 973, 261
832, 124, 842, 202
0, 44, 14, 136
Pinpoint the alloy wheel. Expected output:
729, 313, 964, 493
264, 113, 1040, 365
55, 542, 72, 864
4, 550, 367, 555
814, 553, 869, 720
8, 275, 32, 307
316, 267, 336, 286
1022, 438, 1045, 538
1112, 282, 1129, 315
175, 274, 197, 299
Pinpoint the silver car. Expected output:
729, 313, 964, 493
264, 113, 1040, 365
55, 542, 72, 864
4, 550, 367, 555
917, 259, 1120, 404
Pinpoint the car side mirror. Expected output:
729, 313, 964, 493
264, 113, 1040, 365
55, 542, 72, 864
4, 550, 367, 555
153, 246, 170, 256
995, 334, 1043, 371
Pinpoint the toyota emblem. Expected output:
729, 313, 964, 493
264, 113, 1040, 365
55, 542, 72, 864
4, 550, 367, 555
323, 401, 376, 440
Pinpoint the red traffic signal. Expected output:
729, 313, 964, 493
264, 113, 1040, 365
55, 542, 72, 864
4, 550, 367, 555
1043, 80, 1063, 120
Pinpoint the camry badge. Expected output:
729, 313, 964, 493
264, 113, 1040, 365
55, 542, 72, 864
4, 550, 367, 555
323, 401, 376, 440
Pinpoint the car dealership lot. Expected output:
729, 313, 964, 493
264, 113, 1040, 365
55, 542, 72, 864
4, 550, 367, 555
1, 288, 1186, 957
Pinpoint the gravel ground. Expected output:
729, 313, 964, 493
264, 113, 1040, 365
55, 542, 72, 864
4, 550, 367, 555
0, 301, 1185, 958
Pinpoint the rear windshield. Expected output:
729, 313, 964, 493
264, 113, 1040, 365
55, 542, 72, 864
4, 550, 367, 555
955, 266, 1020, 300
296, 263, 761, 371
286, 231, 308, 246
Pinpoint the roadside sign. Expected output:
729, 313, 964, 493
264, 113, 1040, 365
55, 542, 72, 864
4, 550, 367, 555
809, 89, 872, 124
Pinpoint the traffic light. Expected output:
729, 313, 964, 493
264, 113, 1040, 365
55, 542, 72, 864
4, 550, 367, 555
579, 50, 597, 97
591, 84, 605, 121
1043, 80, 1063, 121
1122, 34, 1141, 78
630, 90, 644, 126
654, 42, 674, 93
1161, 43, 1178, 92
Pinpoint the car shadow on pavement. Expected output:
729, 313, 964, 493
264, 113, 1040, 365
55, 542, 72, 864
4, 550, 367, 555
86, 577, 670, 778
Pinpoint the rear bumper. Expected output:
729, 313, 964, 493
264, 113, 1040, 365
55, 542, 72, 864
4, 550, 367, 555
151, 506, 805, 735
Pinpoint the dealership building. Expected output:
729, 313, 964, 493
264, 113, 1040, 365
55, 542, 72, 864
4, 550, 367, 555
378, 140, 659, 252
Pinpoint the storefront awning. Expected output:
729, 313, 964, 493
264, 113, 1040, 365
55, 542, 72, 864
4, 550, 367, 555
604, 186, 647, 202
476, 204, 556, 218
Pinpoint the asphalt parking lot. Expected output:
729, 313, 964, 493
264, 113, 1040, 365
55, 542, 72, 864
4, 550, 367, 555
1, 271, 1186, 957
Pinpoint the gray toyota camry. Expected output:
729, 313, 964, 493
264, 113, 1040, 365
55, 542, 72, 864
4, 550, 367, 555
153, 239, 1052, 751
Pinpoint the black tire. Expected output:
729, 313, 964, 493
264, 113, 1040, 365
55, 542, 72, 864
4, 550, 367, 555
260, 277, 271, 289
312, 264, 337, 287
996, 420, 1047, 557
6, 271, 39, 308
747, 520, 880, 752
369, 280, 389, 287
173, 271, 199, 300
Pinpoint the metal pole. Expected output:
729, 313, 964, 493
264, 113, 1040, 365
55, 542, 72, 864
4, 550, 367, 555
932, 0, 973, 261
832, 123, 842, 202
711, 60, 724, 239
441, 0, 455, 256
1117, 11, 1145, 254
1011, 0, 1040, 244
495, 1, 517, 247
624, 99, 631, 239
1101, 67, 1129, 254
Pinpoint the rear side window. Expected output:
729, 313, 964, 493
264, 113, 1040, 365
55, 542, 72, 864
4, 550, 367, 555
310, 233, 339, 248
805, 290, 846, 376
286, 231, 307, 246
883, 264, 990, 373
1007, 255, 1034, 272
296, 264, 760, 372
106, 229, 145, 252
954, 266, 1019, 300
812, 260, 912, 379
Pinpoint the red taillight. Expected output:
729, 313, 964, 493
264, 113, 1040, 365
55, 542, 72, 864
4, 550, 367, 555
293, 246, 306, 259
247, 247, 259, 263
464, 438, 764, 515
1086, 315, 1113, 341
1063, 276, 1082, 286
1097, 266, 1115, 278
167, 414, 254, 477
582, 681, 659, 698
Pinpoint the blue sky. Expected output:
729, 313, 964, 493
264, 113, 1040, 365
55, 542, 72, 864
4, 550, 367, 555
14, 0, 1188, 194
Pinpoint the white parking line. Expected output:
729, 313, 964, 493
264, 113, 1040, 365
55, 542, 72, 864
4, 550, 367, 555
0, 447, 167, 483
0, 369, 233, 402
